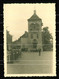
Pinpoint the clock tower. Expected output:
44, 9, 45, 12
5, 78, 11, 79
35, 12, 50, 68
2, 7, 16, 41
28, 10, 43, 51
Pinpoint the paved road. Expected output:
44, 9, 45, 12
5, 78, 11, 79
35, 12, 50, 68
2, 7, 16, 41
7, 51, 53, 74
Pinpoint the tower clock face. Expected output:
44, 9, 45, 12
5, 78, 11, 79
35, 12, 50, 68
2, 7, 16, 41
30, 23, 39, 31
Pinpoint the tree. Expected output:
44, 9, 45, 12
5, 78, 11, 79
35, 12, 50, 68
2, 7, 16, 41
42, 27, 53, 51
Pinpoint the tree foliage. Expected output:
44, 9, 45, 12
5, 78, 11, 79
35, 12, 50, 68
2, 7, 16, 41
42, 27, 53, 51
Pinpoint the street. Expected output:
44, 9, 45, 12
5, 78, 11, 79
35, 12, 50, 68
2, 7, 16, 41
7, 51, 53, 74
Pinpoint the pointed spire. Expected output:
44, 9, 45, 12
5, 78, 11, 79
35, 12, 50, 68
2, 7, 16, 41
34, 10, 36, 14
34, 5, 36, 14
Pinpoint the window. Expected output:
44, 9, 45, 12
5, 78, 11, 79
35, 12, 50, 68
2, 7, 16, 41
34, 26, 35, 29
37, 34, 38, 38
31, 34, 33, 38
33, 39, 37, 48
30, 28, 32, 31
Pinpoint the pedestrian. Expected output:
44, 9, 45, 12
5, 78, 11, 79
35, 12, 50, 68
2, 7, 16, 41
39, 48, 41, 56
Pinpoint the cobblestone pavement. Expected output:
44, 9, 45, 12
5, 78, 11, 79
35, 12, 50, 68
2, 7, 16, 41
7, 51, 53, 74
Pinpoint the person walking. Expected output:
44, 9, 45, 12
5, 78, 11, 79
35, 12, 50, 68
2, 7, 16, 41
39, 48, 41, 56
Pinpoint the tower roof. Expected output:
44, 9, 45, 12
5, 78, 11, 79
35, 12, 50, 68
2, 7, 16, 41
28, 10, 41, 21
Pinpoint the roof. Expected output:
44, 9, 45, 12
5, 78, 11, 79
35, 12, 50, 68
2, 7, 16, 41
6, 30, 12, 37
28, 10, 41, 21
21, 31, 28, 38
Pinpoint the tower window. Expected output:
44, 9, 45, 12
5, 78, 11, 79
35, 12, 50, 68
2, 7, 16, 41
31, 34, 33, 38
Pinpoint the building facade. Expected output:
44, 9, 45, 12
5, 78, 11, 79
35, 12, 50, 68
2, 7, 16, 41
17, 10, 43, 52
13, 10, 43, 52
7, 30, 13, 63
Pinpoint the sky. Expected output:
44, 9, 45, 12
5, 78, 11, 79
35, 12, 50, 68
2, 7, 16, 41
4, 3, 55, 41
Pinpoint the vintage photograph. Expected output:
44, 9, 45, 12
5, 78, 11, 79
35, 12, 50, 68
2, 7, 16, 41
4, 3, 56, 77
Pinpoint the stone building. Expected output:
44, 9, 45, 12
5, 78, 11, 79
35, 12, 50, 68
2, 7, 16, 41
14, 10, 43, 52
7, 30, 12, 63
7, 30, 12, 51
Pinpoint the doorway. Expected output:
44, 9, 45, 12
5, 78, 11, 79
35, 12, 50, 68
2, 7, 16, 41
33, 39, 37, 51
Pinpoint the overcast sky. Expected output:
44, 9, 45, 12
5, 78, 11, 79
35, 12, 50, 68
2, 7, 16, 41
4, 3, 55, 41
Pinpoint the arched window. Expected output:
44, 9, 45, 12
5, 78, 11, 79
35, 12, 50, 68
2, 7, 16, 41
30, 23, 39, 32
